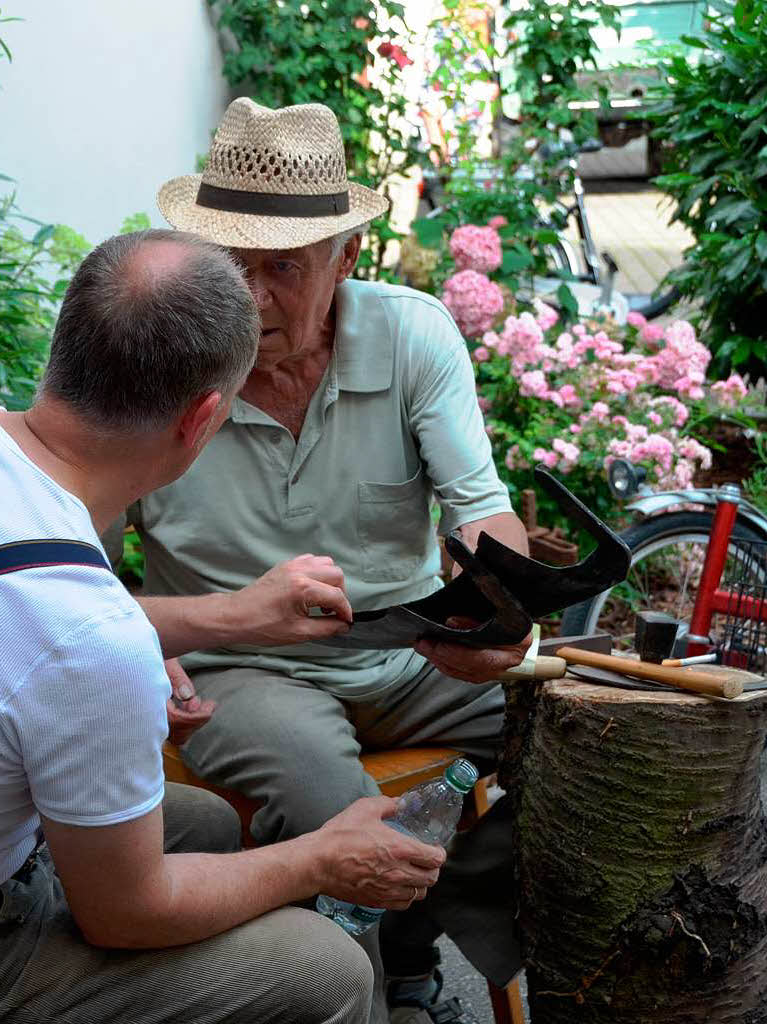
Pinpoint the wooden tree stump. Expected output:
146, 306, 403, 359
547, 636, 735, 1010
503, 679, 767, 1023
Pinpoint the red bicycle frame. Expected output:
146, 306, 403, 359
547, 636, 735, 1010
687, 484, 767, 660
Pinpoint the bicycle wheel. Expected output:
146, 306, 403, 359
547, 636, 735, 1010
560, 511, 767, 648
543, 238, 579, 278
627, 286, 682, 322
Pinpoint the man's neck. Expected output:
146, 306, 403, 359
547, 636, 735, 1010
237, 314, 335, 437
0, 404, 167, 535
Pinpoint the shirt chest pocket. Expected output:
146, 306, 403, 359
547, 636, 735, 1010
357, 467, 433, 582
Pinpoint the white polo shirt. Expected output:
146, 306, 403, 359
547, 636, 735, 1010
132, 279, 511, 699
0, 427, 170, 884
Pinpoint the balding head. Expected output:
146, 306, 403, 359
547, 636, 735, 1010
42, 230, 259, 433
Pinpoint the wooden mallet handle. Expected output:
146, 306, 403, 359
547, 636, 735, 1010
499, 656, 567, 680
555, 647, 743, 700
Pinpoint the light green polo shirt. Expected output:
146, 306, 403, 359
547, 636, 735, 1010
133, 279, 511, 699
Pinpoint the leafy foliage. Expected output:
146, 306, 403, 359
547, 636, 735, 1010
645, 0, 767, 379
503, 0, 619, 144
0, 193, 89, 410
210, 0, 420, 279
408, 0, 618, 314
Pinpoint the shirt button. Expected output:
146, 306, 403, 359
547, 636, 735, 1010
271, 431, 281, 444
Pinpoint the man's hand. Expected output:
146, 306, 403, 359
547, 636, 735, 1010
165, 658, 216, 746
227, 554, 353, 646
415, 617, 533, 684
310, 797, 445, 910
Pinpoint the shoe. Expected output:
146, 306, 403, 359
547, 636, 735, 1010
389, 997, 466, 1024
388, 968, 468, 1024
387, 964, 443, 1010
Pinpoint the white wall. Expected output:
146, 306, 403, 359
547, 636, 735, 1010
0, 1, 230, 243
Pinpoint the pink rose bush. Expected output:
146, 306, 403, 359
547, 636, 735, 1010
434, 219, 759, 515
475, 306, 752, 494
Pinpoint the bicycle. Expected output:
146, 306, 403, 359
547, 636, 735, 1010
560, 458, 767, 665
418, 136, 680, 323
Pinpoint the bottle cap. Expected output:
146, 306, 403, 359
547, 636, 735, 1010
445, 758, 479, 794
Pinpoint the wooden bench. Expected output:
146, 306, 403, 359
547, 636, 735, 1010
163, 742, 524, 1023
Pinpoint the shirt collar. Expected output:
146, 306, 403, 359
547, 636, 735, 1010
333, 279, 393, 393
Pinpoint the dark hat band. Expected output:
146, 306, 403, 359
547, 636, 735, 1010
195, 182, 350, 218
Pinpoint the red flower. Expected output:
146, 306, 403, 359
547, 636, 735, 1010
378, 41, 413, 69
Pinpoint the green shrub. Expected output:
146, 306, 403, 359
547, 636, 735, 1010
210, 0, 420, 280
0, 192, 89, 410
646, 0, 767, 380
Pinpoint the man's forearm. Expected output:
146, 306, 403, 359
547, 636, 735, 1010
456, 510, 529, 559
137, 554, 353, 657
138, 593, 239, 658
84, 836, 320, 948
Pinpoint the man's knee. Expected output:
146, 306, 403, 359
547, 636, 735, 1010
163, 782, 241, 853
309, 925, 374, 1024
239, 908, 374, 1024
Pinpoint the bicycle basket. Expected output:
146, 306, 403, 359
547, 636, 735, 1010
719, 540, 767, 675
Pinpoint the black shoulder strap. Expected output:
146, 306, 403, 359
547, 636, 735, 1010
0, 539, 111, 576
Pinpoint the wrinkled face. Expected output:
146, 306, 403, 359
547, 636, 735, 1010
230, 241, 342, 368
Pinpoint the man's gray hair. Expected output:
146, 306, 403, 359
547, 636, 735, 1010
43, 230, 259, 433
327, 223, 370, 261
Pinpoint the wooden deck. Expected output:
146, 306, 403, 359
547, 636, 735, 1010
567, 185, 693, 296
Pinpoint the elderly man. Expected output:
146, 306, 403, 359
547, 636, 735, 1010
0, 229, 445, 1024
124, 99, 530, 1021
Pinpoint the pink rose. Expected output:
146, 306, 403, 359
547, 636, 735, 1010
641, 323, 665, 345
441, 270, 504, 338
449, 225, 503, 274
533, 448, 558, 469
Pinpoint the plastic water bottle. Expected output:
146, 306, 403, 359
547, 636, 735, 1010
316, 757, 479, 936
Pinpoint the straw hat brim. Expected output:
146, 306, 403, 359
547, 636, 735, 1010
157, 174, 389, 250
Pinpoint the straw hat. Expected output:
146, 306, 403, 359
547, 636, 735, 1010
157, 98, 389, 250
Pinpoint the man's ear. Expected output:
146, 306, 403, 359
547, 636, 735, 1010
336, 234, 362, 283
177, 391, 222, 451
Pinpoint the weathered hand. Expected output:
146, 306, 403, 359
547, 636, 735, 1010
228, 554, 353, 646
415, 618, 533, 684
311, 797, 445, 910
164, 658, 216, 746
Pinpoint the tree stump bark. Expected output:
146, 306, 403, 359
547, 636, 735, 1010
503, 679, 767, 1023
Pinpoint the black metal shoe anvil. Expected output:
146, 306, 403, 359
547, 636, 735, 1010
318, 467, 631, 651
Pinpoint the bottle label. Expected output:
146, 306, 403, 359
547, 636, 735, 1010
349, 904, 385, 925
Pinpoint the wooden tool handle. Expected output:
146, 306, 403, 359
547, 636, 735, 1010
499, 656, 567, 680
556, 647, 743, 699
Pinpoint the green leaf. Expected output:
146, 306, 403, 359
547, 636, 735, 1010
722, 245, 752, 281
556, 283, 578, 318
708, 198, 759, 227
31, 224, 55, 246
732, 339, 754, 365
502, 245, 534, 273
410, 216, 446, 250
